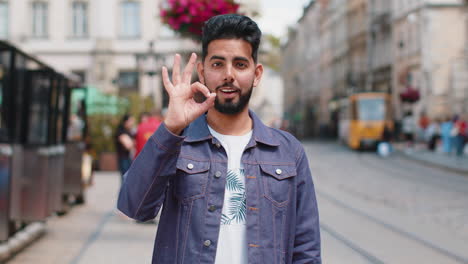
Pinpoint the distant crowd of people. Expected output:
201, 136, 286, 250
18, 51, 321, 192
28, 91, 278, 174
114, 110, 164, 183
399, 112, 467, 157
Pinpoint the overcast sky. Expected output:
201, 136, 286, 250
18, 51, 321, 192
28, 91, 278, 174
257, 0, 310, 38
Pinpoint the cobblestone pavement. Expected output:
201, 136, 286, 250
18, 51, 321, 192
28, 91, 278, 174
6, 142, 468, 264
7, 172, 156, 264
307, 141, 468, 263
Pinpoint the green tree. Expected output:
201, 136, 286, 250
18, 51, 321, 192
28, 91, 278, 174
262, 34, 282, 72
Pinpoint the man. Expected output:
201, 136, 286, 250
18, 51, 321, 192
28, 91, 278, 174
118, 14, 321, 263
135, 111, 162, 158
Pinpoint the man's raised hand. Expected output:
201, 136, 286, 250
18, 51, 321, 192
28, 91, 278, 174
162, 53, 216, 135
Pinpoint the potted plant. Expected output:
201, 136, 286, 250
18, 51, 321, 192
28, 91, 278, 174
160, 0, 240, 41
399, 86, 420, 103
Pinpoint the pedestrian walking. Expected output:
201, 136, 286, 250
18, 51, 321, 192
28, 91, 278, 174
117, 14, 321, 264
134, 110, 162, 158
402, 111, 415, 148
425, 119, 441, 151
440, 117, 453, 154
453, 115, 467, 157
114, 114, 135, 184
377, 123, 393, 157
418, 111, 430, 141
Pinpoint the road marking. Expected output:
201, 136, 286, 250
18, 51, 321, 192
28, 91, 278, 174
69, 210, 115, 264
318, 190, 468, 264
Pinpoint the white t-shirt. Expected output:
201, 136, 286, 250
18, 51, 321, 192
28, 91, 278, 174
208, 126, 252, 264
402, 115, 415, 133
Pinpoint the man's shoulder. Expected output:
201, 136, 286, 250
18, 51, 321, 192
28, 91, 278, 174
263, 126, 303, 150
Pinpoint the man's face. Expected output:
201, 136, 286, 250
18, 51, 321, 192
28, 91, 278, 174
197, 39, 263, 114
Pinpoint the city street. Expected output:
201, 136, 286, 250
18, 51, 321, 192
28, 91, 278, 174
2, 0, 468, 263
6, 142, 468, 264
309, 142, 468, 264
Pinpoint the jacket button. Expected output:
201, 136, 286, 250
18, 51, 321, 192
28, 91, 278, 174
203, 240, 211, 247
187, 163, 194, 170
275, 169, 282, 175
214, 171, 222, 178
215, 143, 221, 148
208, 205, 216, 212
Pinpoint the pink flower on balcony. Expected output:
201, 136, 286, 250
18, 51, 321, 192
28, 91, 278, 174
168, 17, 181, 30
160, 0, 241, 41
179, 14, 191, 23
179, 0, 189, 7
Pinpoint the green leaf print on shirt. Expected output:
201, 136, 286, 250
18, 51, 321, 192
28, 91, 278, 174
221, 169, 247, 225
225, 169, 245, 192
228, 192, 246, 223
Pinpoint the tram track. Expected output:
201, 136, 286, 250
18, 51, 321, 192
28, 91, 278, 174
320, 222, 385, 264
356, 153, 468, 195
304, 142, 468, 263
317, 189, 468, 264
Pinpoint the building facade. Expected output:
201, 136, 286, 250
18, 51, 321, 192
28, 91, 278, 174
281, 0, 468, 139
369, 0, 393, 95
0, 0, 262, 112
393, 0, 468, 119
347, 0, 368, 94
282, 0, 322, 137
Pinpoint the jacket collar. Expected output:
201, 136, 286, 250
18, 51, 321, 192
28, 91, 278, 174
183, 110, 280, 147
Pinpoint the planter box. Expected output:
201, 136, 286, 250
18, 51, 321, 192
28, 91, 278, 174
99, 152, 117, 171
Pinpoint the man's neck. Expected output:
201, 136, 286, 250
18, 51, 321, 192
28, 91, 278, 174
206, 107, 252, 136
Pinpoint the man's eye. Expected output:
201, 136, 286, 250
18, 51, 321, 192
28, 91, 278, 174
212, 62, 222, 67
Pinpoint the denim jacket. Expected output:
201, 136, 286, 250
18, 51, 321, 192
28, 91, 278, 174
118, 111, 321, 264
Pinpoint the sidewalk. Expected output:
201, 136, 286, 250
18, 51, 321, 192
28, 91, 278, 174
5, 171, 157, 264
393, 142, 468, 175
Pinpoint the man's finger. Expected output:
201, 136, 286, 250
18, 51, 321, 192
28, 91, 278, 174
191, 82, 211, 98
199, 93, 216, 112
172, 54, 181, 85
182, 53, 197, 83
162, 66, 173, 94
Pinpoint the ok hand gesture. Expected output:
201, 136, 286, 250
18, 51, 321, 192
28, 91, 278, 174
162, 53, 216, 135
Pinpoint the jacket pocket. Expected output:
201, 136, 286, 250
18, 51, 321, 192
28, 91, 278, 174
174, 157, 210, 202
260, 164, 296, 207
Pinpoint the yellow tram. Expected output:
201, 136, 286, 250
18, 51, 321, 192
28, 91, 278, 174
338, 92, 393, 150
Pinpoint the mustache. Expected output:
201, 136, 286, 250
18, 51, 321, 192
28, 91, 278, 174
215, 82, 240, 91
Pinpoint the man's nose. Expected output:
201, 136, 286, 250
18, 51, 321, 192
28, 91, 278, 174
223, 65, 234, 82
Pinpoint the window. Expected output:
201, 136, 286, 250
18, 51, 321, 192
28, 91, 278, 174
0, 49, 11, 142
32, 2, 48, 38
358, 98, 386, 121
72, 1, 88, 38
117, 71, 139, 93
0, 2, 8, 39
27, 71, 50, 144
120, 1, 141, 38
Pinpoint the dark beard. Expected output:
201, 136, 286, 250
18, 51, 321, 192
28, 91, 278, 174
214, 82, 253, 115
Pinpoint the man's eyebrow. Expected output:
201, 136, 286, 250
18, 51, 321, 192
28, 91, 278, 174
208, 55, 250, 62
209, 55, 225, 61
234, 56, 249, 62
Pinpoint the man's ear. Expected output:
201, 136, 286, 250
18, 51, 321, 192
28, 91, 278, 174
197, 61, 205, 84
253, 63, 264, 87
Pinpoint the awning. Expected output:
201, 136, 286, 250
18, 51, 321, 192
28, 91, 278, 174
71, 86, 129, 115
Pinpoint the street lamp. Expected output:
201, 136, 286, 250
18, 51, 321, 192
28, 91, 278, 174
134, 41, 165, 110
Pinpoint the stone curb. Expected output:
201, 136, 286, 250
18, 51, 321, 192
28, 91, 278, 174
0, 222, 46, 262
395, 150, 468, 176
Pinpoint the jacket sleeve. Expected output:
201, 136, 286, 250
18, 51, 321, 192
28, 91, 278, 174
117, 123, 184, 221
292, 147, 321, 264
